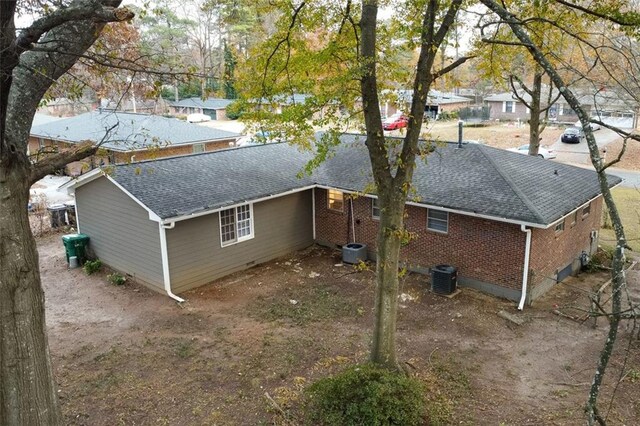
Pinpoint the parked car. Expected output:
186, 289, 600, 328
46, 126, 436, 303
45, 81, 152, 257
236, 130, 281, 147
382, 114, 409, 131
574, 119, 601, 131
507, 144, 557, 159
186, 113, 212, 123
561, 127, 585, 144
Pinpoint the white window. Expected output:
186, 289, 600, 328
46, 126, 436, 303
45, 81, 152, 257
504, 101, 515, 113
583, 202, 591, 217
219, 204, 254, 247
555, 220, 565, 234
570, 211, 578, 227
193, 143, 205, 153
427, 209, 449, 233
38, 138, 45, 148
372, 198, 381, 219
328, 189, 344, 211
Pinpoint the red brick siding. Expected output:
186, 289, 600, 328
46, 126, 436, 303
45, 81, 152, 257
529, 197, 603, 289
315, 189, 526, 289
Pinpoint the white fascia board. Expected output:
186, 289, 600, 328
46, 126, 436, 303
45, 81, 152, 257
59, 168, 104, 194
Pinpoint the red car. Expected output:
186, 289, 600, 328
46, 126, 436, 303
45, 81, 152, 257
382, 114, 409, 131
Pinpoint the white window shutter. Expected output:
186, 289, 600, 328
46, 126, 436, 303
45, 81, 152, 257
502, 101, 506, 113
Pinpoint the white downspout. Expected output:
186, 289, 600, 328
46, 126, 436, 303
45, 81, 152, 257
158, 222, 185, 303
518, 224, 532, 310
312, 188, 316, 240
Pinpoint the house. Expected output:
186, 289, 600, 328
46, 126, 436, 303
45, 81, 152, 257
382, 90, 472, 119
38, 97, 99, 117
169, 97, 234, 120
64, 135, 620, 307
30, 110, 241, 175
484, 90, 638, 128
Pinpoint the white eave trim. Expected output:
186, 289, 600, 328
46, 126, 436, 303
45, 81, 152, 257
61, 169, 162, 223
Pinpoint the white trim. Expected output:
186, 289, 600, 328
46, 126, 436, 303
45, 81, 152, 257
74, 199, 82, 234
103, 174, 162, 222
60, 168, 103, 193
312, 187, 316, 239
371, 198, 380, 220
163, 185, 316, 224
518, 225, 532, 310
158, 223, 185, 303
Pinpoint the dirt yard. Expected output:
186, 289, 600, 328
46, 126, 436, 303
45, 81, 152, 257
40, 233, 640, 425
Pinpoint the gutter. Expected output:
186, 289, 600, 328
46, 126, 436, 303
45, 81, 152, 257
158, 222, 185, 303
518, 224, 532, 310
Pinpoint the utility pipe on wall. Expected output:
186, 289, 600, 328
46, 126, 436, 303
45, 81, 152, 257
158, 222, 185, 303
518, 224, 532, 310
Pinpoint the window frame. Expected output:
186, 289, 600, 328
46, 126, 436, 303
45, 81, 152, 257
219, 203, 255, 247
504, 101, 515, 113
427, 208, 449, 234
371, 198, 381, 220
555, 220, 565, 234
570, 211, 578, 227
327, 189, 344, 212
192, 143, 205, 153
582, 202, 591, 218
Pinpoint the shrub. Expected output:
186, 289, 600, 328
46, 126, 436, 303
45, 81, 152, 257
305, 364, 426, 426
107, 272, 126, 286
225, 100, 245, 120
83, 259, 102, 275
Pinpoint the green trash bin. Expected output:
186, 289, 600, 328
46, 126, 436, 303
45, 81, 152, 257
62, 234, 90, 264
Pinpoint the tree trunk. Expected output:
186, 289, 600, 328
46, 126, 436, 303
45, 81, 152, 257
370, 196, 404, 369
0, 162, 61, 425
528, 71, 542, 156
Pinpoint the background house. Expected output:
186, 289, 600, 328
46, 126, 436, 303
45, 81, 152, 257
382, 90, 471, 119
169, 97, 234, 120
66, 136, 620, 306
30, 110, 240, 175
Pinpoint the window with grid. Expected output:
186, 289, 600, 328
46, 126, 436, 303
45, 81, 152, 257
555, 220, 565, 234
372, 198, 381, 219
219, 204, 253, 247
327, 190, 344, 211
504, 101, 515, 113
427, 209, 448, 233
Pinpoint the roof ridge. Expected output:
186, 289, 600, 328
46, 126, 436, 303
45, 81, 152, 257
477, 145, 547, 224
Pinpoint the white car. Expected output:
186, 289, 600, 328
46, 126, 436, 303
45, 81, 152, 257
574, 120, 601, 131
186, 113, 212, 123
508, 144, 557, 159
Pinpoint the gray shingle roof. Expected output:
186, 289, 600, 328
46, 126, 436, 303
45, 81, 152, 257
30, 111, 240, 152
170, 97, 234, 110
103, 134, 620, 225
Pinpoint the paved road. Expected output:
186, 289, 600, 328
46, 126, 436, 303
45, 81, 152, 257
550, 128, 621, 164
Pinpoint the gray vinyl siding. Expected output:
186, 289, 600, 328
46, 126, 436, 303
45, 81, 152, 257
166, 190, 313, 293
75, 177, 164, 291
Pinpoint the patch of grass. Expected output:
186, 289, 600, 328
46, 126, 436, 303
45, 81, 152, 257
250, 286, 354, 326
600, 187, 640, 250
174, 339, 197, 359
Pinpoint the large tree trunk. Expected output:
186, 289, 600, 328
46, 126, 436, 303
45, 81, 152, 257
528, 72, 542, 156
0, 161, 61, 425
370, 195, 404, 369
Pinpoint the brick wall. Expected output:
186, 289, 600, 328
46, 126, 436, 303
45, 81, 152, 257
314, 189, 526, 289
529, 196, 603, 291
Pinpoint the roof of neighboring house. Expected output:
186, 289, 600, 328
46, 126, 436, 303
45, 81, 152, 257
484, 92, 527, 103
30, 110, 241, 152
32, 113, 63, 127
74, 134, 620, 226
396, 90, 471, 105
170, 97, 234, 110
485, 89, 638, 112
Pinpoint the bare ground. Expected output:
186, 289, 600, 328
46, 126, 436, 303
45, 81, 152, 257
40, 233, 640, 425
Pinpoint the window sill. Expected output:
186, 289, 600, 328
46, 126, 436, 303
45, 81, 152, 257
221, 235, 254, 248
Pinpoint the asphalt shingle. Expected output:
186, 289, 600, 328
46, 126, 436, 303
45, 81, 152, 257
104, 134, 621, 225
30, 111, 240, 151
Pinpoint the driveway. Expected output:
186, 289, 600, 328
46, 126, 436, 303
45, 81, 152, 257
551, 128, 621, 164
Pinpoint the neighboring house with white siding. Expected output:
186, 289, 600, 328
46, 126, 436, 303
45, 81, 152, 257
64, 135, 620, 306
